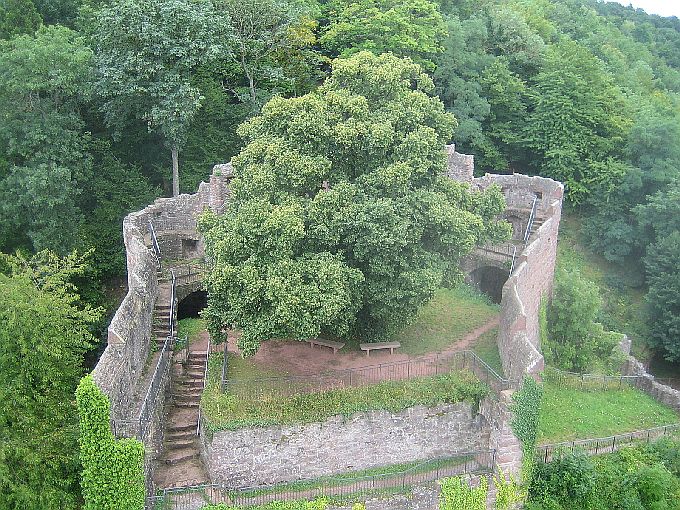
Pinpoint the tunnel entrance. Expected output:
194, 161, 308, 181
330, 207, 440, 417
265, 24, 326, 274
177, 290, 207, 320
470, 266, 508, 304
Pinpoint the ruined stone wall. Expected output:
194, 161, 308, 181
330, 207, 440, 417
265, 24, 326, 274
92, 168, 231, 423
202, 402, 488, 487
619, 338, 680, 413
489, 176, 562, 380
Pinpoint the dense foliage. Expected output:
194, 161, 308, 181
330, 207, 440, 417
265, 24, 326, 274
0, 251, 100, 509
75, 376, 145, 510
544, 269, 624, 372
200, 51, 509, 354
527, 439, 680, 510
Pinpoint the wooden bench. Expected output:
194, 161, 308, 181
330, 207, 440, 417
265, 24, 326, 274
307, 338, 345, 355
359, 341, 401, 356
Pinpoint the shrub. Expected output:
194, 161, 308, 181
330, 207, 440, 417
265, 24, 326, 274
439, 476, 487, 510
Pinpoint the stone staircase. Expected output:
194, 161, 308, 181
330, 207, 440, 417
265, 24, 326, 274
154, 347, 210, 488
152, 280, 174, 347
527, 215, 546, 239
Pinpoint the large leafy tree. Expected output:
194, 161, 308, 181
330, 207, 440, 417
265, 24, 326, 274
644, 231, 680, 362
0, 0, 41, 39
320, 0, 447, 70
0, 251, 100, 509
522, 40, 631, 203
215, 0, 319, 108
200, 51, 510, 356
0, 25, 92, 253
94, 0, 229, 196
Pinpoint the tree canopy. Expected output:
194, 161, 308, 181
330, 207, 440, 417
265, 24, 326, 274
200, 51, 510, 356
0, 251, 100, 509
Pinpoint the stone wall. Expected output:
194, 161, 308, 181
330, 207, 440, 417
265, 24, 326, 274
619, 338, 680, 413
92, 168, 230, 428
474, 175, 563, 381
201, 402, 488, 487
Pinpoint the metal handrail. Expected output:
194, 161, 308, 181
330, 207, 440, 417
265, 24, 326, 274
197, 335, 211, 436
523, 196, 538, 245
148, 221, 162, 269
169, 269, 176, 339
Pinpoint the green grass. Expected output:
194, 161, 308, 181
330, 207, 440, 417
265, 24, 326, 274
389, 286, 499, 356
538, 380, 679, 444
177, 318, 206, 344
201, 361, 489, 431
469, 327, 503, 376
231, 455, 470, 500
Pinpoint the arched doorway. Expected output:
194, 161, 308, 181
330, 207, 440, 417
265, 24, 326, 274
177, 290, 207, 320
470, 266, 508, 304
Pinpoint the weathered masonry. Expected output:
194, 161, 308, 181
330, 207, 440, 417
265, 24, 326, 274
91, 145, 562, 493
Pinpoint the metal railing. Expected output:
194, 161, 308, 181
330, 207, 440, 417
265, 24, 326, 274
196, 336, 211, 437
148, 221, 162, 270
111, 335, 174, 443
536, 423, 680, 463
169, 269, 176, 339
219, 349, 515, 400
523, 196, 538, 245
542, 367, 646, 391
173, 264, 205, 286
147, 450, 496, 510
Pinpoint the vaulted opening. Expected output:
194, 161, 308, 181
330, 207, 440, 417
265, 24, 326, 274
470, 266, 507, 304
177, 290, 207, 320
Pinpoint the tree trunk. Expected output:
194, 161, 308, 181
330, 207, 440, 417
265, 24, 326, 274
171, 146, 179, 197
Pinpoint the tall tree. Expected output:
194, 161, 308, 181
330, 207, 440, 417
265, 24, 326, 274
94, 0, 230, 196
0, 251, 100, 510
0, 0, 41, 39
320, 0, 447, 70
215, 0, 319, 108
200, 51, 510, 356
0, 25, 92, 253
522, 40, 631, 202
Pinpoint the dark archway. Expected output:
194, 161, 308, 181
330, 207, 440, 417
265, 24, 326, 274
470, 266, 508, 304
177, 290, 207, 320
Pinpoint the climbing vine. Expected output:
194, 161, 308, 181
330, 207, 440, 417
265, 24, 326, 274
510, 375, 544, 481
76, 375, 145, 510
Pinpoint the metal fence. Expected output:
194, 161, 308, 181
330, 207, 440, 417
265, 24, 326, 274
147, 450, 495, 510
542, 367, 645, 391
173, 264, 205, 286
535, 423, 680, 463
220, 349, 515, 400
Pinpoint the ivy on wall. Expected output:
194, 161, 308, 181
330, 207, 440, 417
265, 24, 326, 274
510, 375, 544, 481
75, 375, 145, 510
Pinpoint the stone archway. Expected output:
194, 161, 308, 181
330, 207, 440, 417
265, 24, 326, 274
177, 290, 207, 320
469, 266, 508, 304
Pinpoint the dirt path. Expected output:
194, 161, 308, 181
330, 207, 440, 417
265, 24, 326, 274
224, 315, 500, 377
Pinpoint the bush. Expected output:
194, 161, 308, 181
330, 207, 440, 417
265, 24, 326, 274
545, 269, 623, 372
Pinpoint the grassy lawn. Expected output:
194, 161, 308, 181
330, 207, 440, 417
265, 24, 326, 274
201, 358, 489, 431
389, 286, 499, 356
538, 380, 679, 444
469, 327, 503, 376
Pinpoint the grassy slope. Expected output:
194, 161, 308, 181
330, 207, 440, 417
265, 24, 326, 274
389, 286, 499, 356
538, 381, 679, 444
469, 327, 503, 376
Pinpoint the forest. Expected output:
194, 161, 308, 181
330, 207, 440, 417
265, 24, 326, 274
1, 0, 679, 508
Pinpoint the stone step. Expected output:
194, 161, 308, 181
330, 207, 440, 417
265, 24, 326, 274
164, 449, 200, 465
175, 401, 199, 409
178, 379, 204, 389
165, 439, 196, 450
166, 423, 196, 433
166, 430, 196, 442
